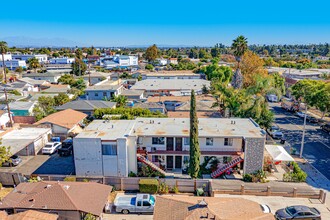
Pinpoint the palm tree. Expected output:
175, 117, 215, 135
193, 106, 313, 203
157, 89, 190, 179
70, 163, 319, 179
111, 95, 128, 107
28, 57, 40, 73
0, 41, 8, 83
231, 36, 248, 89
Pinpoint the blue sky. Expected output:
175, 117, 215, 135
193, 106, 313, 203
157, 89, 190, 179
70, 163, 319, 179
1, 0, 330, 46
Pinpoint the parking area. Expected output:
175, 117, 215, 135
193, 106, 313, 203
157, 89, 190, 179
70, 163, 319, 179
0, 153, 75, 176
215, 194, 330, 219
33, 154, 75, 175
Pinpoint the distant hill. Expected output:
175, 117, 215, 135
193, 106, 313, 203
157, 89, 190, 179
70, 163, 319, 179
0, 36, 85, 48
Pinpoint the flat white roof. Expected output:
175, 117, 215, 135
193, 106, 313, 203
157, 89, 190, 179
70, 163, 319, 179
1, 127, 51, 154
76, 118, 264, 140
130, 79, 210, 91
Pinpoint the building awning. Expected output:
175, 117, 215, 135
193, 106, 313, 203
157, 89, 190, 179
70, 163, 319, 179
265, 145, 294, 162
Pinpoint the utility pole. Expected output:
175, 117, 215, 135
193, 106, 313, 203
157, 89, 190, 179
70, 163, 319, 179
4, 89, 13, 127
300, 104, 308, 158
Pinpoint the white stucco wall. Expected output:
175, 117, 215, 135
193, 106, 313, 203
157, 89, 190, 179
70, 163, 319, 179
74, 138, 103, 176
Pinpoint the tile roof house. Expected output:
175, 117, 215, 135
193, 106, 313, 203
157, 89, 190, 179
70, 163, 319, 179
0, 181, 112, 219
153, 196, 274, 220
35, 109, 87, 139
56, 100, 116, 116
0, 210, 58, 220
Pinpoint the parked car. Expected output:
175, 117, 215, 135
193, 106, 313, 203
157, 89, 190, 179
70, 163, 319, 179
267, 94, 279, 102
58, 139, 73, 156
260, 204, 271, 213
295, 111, 306, 118
42, 142, 61, 154
2, 155, 22, 167
321, 123, 330, 134
306, 115, 318, 123
267, 125, 284, 139
114, 194, 155, 214
275, 206, 321, 220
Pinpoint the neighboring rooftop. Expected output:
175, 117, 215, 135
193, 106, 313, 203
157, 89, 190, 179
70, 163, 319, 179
130, 79, 210, 91
17, 78, 47, 86
41, 84, 70, 93
0, 181, 112, 217
147, 94, 215, 102
56, 100, 116, 111
133, 102, 165, 110
154, 196, 274, 220
35, 109, 87, 129
167, 111, 221, 118
0, 210, 58, 220
85, 84, 122, 91
8, 101, 35, 110
1, 127, 51, 154
22, 72, 63, 77
121, 89, 145, 96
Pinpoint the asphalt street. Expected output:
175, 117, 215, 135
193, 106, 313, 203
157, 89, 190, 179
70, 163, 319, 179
269, 103, 330, 180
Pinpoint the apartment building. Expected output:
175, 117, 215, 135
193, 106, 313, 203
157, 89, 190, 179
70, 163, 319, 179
74, 118, 266, 177
12, 54, 48, 63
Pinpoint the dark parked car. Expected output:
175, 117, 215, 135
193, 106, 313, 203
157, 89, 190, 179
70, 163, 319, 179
58, 139, 73, 156
321, 123, 330, 134
306, 115, 318, 123
275, 206, 321, 220
2, 155, 22, 167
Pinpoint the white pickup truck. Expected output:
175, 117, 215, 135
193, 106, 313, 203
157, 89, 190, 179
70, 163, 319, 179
114, 194, 155, 214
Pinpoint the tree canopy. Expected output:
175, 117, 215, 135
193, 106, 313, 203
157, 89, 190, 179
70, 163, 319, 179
145, 44, 158, 62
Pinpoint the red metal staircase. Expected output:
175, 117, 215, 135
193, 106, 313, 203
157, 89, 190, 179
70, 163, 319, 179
137, 154, 167, 176
211, 156, 244, 178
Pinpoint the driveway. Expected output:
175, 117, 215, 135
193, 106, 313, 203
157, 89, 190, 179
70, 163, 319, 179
215, 194, 330, 219
33, 154, 75, 175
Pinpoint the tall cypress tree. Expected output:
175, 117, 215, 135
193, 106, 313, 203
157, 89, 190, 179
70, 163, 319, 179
189, 90, 200, 178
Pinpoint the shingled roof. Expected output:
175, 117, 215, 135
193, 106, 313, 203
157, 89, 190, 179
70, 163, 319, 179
0, 181, 112, 217
35, 109, 87, 129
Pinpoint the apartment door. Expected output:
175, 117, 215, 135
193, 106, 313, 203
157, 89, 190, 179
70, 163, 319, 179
166, 137, 174, 151
166, 156, 174, 170
175, 137, 183, 151
175, 156, 182, 169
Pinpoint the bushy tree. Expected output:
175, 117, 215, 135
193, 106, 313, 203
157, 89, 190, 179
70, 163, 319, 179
28, 57, 40, 73
145, 44, 158, 62
111, 95, 128, 107
54, 93, 70, 106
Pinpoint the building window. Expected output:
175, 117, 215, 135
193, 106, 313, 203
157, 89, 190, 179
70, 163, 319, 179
103, 92, 107, 97
206, 138, 213, 146
95, 93, 99, 97
102, 144, 117, 155
184, 137, 190, 145
224, 138, 233, 146
152, 137, 165, 145
152, 155, 159, 162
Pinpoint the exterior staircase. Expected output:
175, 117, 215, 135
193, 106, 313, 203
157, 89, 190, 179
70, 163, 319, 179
211, 156, 244, 179
137, 154, 167, 176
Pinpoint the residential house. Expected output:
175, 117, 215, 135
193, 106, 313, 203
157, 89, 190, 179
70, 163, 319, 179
130, 79, 210, 97
141, 71, 201, 80
41, 84, 70, 94
0, 210, 58, 220
167, 58, 178, 65
132, 102, 166, 114
74, 118, 266, 177
17, 78, 48, 91
121, 89, 145, 100
0, 60, 26, 70
22, 72, 63, 83
49, 57, 75, 64
0, 127, 51, 156
154, 196, 274, 220
0, 54, 12, 61
35, 109, 87, 139
101, 55, 138, 69
56, 100, 116, 116
12, 54, 48, 63
4, 101, 36, 116
0, 181, 112, 220
85, 84, 124, 100
81, 71, 111, 86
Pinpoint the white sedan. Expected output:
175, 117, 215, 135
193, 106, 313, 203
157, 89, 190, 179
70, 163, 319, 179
42, 142, 62, 154
295, 111, 306, 118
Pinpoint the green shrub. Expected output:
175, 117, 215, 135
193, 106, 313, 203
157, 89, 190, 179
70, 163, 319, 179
158, 182, 169, 194
128, 171, 137, 177
243, 174, 252, 182
82, 178, 89, 182
64, 176, 76, 182
139, 179, 159, 194
283, 162, 307, 182
172, 185, 179, 194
